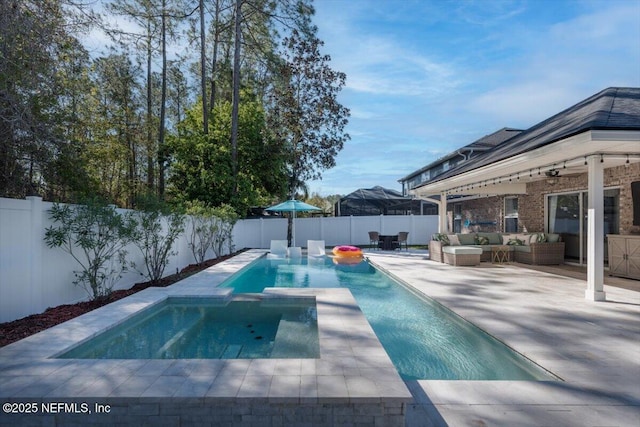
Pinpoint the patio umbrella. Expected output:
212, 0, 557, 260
266, 199, 322, 247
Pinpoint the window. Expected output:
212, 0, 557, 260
504, 197, 518, 232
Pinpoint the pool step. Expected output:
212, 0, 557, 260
155, 315, 203, 358
221, 344, 243, 358
271, 314, 317, 358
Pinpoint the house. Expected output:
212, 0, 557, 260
399, 127, 523, 195
404, 87, 640, 301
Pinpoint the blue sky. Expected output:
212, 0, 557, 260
307, 0, 640, 196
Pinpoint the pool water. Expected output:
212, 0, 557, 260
58, 298, 319, 359
221, 256, 555, 381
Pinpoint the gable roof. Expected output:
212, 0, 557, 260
399, 127, 522, 182
421, 87, 640, 186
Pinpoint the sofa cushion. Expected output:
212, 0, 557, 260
442, 246, 483, 255
502, 234, 513, 245
458, 233, 477, 245
514, 245, 531, 253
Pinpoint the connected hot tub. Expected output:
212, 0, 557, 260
57, 297, 319, 360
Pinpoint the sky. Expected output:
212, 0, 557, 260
306, 0, 640, 197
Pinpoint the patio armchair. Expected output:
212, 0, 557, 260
396, 231, 409, 251
368, 231, 380, 249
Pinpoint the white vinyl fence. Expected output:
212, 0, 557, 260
0, 196, 437, 322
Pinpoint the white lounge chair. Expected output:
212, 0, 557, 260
268, 240, 288, 258
288, 246, 302, 258
307, 240, 326, 257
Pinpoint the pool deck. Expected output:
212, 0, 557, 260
365, 250, 640, 427
1, 248, 639, 426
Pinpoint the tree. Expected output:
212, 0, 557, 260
167, 91, 287, 214
269, 29, 349, 195
267, 28, 349, 241
0, 0, 89, 199
87, 52, 144, 207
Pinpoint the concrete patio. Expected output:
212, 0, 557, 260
365, 250, 640, 426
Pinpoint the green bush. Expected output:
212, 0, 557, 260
44, 199, 135, 300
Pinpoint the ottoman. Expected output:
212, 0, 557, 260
442, 246, 483, 266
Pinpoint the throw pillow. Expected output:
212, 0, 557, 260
447, 234, 461, 246
507, 238, 524, 246
502, 234, 512, 245
433, 233, 450, 245
530, 233, 547, 244
475, 235, 490, 245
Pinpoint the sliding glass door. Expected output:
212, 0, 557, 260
547, 189, 619, 264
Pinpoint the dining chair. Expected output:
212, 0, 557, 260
368, 231, 380, 250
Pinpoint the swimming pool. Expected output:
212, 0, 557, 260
221, 256, 555, 381
57, 297, 319, 359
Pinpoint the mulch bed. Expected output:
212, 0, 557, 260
0, 251, 243, 348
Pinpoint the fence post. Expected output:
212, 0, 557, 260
27, 196, 43, 315
260, 218, 264, 249
349, 215, 354, 245
410, 214, 415, 245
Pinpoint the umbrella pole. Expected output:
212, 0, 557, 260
292, 210, 296, 247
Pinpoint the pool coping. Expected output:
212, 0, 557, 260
0, 250, 412, 425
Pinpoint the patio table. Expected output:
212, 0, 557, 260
378, 235, 399, 250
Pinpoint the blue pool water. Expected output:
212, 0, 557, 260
58, 298, 319, 359
221, 256, 555, 381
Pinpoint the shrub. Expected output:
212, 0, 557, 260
44, 199, 135, 300
128, 197, 185, 284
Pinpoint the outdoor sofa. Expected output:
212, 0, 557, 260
430, 232, 565, 266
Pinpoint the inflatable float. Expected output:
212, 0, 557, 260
332, 245, 364, 264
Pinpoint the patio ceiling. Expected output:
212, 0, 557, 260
410, 129, 640, 198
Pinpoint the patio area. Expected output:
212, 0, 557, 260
365, 250, 640, 426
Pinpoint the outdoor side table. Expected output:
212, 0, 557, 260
492, 245, 511, 263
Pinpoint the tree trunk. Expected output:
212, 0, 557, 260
230, 0, 242, 195
208, 0, 220, 119
146, 21, 154, 190
157, 0, 167, 198
199, 0, 208, 134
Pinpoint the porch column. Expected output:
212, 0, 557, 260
585, 155, 606, 301
438, 191, 448, 233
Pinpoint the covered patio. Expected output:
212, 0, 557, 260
410, 87, 640, 302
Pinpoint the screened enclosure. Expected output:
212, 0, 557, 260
335, 186, 436, 216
